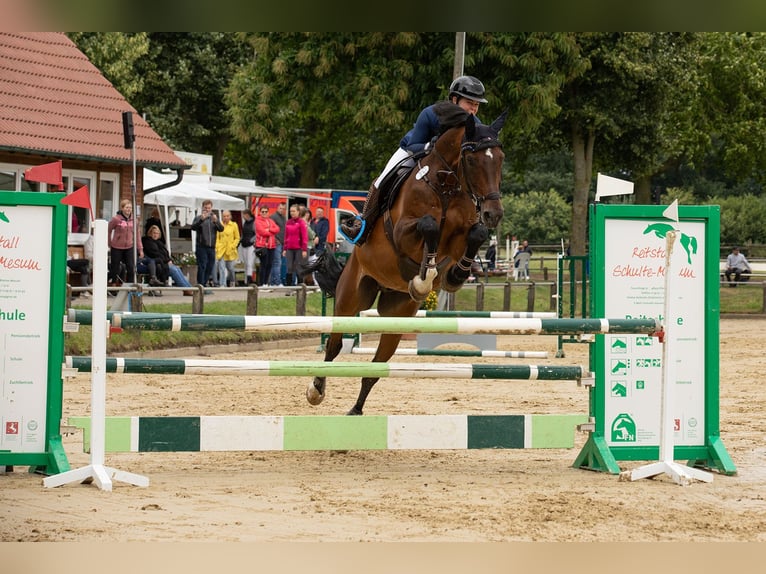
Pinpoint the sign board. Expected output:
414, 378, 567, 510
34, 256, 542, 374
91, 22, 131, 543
574, 204, 735, 474
0, 191, 69, 473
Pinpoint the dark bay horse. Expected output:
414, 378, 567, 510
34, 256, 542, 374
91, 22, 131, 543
307, 110, 507, 414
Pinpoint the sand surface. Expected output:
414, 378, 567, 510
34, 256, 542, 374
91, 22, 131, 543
2, 318, 765, 542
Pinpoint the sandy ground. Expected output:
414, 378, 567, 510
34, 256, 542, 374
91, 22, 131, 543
1, 318, 765, 544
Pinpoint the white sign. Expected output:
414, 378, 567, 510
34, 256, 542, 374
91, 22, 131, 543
0, 205, 53, 452
603, 218, 706, 447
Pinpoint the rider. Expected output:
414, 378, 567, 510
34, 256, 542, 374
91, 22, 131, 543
340, 75, 488, 245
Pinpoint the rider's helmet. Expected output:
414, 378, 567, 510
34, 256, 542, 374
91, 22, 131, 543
449, 75, 488, 103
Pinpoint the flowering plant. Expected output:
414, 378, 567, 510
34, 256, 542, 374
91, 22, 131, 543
173, 252, 197, 266
422, 290, 439, 311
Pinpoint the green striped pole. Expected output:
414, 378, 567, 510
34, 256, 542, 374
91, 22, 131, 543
361, 310, 558, 319
102, 313, 660, 335
351, 347, 549, 359
68, 413, 590, 452
65, 356, 586, 381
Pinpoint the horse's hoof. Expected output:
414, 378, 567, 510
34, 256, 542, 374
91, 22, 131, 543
306, 384, 324, 405
346, 407, 363, 416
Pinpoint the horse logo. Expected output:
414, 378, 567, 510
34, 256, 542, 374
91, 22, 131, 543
643, 223, 697, 264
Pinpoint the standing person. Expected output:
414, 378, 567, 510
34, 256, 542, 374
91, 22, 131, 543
108, 198, 143, 285
269, 203, 287, 286
312, 206, 330, 254
485, 239, 497, 271
283, 204, 308, 286
255, 206, 279, 287
238, 209, 256, 285
214, 210, 240, 287
300, 206, 316, 254
340, 75, 488, 244
141, 225, 194, 294
724, 246, 752, 286
191, 199, 223, 288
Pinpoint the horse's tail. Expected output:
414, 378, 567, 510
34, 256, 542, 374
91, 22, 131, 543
299, 251, 345, 298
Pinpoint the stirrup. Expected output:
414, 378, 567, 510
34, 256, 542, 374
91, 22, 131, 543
338, 216, 366, 245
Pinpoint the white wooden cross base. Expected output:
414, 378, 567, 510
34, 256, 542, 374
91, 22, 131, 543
43, 464, 148, 491
629, 460, 713, 487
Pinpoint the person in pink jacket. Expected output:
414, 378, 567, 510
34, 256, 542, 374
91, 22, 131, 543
107, 198, 143, 284
255, 206, 280, 287
283, 204, 308, 286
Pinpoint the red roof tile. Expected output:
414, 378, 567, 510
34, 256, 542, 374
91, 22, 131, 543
0, 32, 187, 169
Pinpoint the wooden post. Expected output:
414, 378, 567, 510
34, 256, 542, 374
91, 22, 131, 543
296, 285, 307, 316
475, 282, 484, 311
246, 285, 259, 316
192, 285, 203, 314
526, 283, 535, 312
503, 282, 511, 311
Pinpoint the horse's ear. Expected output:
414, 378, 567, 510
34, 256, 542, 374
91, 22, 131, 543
465, 113, 477, 141
490, 109, 509, 133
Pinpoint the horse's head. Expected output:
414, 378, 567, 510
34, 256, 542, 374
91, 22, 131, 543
460, 111, 506, 229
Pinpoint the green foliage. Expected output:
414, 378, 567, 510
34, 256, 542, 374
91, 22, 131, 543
499, 189, 571, 244
714, 194, 766, 245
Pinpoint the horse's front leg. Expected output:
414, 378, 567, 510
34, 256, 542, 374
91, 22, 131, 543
306, 332, 343, 405
443, 223, 488, 292
408, 214, 440, 301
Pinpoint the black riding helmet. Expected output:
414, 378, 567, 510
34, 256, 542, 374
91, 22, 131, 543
449, 75, 488, 104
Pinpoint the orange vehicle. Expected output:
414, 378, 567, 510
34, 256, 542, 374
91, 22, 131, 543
247, 188, 366, 257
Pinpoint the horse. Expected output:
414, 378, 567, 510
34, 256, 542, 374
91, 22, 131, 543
307, 110, 507, 415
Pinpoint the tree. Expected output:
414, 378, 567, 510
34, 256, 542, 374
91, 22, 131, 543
226, 33, 456, 188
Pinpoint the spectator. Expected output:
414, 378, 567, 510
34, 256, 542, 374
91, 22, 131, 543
239, 209, 256, 285
214, 210, 240, 287
190, 199, 223, 288
725, 246, 752, 287
66, 232, 94, 297
255, 206, 279, 287
269, 203, 287, 286
283, 204, 308, 286
485, 239, 497, 271
107, 198, 142, 285
312, 206, 330, 254
144, 207, 165, 241
141, 225, 194, 295
301, 206, 316, 254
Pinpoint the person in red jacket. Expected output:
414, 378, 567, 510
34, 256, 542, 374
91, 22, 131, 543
283, 204, 308, 286
255, 206, 280, 287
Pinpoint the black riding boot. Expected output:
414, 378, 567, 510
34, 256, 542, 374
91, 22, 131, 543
340, 183, 381, 246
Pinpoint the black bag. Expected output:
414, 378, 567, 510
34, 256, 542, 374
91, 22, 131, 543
255, 247, 266, 258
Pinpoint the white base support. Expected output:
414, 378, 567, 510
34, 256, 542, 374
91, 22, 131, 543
628, 460, 713, 486
43, 464, 149, 491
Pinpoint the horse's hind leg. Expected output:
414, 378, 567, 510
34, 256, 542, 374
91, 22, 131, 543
443, 223, 488, 291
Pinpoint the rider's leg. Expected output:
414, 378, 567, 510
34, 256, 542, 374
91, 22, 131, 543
341, 147, 409, 244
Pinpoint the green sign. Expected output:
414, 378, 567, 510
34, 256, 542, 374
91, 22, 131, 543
0, 191, 69, 474
574, 204, 735, 475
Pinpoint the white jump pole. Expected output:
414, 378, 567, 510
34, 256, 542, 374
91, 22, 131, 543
629, 229, 713, 486
44, 220, 148, 490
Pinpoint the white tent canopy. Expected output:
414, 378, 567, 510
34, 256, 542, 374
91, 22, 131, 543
142, 169, 245, 256
142, 169, 245, 210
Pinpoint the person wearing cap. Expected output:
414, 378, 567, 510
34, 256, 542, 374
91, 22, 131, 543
724, 246, 752, 286
340, 75, 489, 245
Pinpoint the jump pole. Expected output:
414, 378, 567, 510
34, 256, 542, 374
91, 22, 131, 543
351, 348, 549, 359
64, 356, 586, 381
102, 313, 660, 336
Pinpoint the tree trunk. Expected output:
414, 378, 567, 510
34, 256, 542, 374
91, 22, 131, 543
634, 174, 651, 204
570, 122, 595, 258
299, 152, 321, 188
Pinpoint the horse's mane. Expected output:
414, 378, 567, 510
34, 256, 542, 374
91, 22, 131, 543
432, 101, 469, 134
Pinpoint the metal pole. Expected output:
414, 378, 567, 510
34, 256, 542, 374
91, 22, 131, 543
453, 32, 465, 79
131, 142, 137, 284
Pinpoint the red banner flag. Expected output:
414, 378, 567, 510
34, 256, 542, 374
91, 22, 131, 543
23, 161, 63, 190
60, 185, 93, 221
